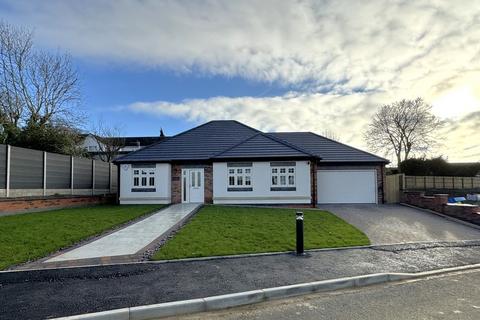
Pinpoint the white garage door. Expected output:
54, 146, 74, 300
317, 170, 377, 204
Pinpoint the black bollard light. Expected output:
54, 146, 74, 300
296, 211, 305, 255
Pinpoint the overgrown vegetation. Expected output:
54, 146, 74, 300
153, 205, 370, 260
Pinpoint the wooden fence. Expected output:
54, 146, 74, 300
385, 174, 480, 203
404, 175, 480, 190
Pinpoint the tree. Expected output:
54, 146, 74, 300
364, 98, 442, 168
0, 20, 83, 153
321, 129, 340, 141
91, 121, 126, 162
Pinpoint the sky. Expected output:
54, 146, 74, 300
1, 0, 479, 163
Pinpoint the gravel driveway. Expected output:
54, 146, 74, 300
317, 204, 480, 244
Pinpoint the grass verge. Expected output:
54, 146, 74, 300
0, 204, 164, 269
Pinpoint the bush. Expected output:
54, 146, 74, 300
400, 157, 480, 176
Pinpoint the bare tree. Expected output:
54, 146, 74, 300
321, 129, 340, 141
92, 121, 126, 162
364, 98, 443, 168
0, 21, 82, 129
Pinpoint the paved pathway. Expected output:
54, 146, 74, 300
2, 241, 480, 320
47, 203, 200, 262
318, 204, 480, 244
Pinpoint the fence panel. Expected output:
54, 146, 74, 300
46, 153, 71, 189
73, 157, 92, 189
404, 175, 480, 192
0, 145, 6, 188
474, 177, 480, 188
405, 176, 415, 189
10, 146, 43, 189
110, 165, 118, 192
95, 161, 110, 189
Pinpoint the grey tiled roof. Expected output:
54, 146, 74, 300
268, 132, 388, 163
115, 120, 259, 162
213, 133, 314, 159
115, 120, 388, 163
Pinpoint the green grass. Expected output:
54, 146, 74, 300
0, 204, 164, 270
153, 205, 370, 260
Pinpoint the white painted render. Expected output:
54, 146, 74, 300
119, 163, 171, 204
317, 169, 377, 204
212, 161, 311, 204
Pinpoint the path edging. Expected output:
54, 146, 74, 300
52, 263, 480, 320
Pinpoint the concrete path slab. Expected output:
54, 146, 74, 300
318, 204, 480, 244
47, 203, 201, 262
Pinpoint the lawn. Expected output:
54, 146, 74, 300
153, 205, 369, 260
0, 204, 164, 270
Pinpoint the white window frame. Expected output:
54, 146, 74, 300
133, 167, 156, 188
271, 166, 295, 187
227, 167, 252, 189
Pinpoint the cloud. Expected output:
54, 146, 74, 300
3, 0, 480, 95
128, 92, 480, 162
3, 0, 479, 161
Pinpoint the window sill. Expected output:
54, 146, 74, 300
270, 187, 296, 191
131, 188, 156, 192
227, 187, 253, 192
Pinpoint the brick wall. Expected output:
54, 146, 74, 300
0, 195, 115, 215
316, 164, 386, 204
403, 191, 480, 224
171, 163, 213, 204
171, 164, 182, 203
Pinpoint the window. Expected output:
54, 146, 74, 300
227, 166, 252, 190
271, 166, 295, 188
132, 166, 155, 189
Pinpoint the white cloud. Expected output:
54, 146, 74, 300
3, 0, 480, 96
3, 0, 479, 161
128, 92, 480, 163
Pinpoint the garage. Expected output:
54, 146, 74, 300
317, 169, 377, 204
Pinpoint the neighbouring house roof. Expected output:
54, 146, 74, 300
267, 132, 389, 163
122, 136, 168, 147
115, 120, 388, 164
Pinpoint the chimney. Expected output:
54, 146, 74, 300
160, 128, 165, 137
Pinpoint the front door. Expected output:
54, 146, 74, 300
181, 168, 204, 203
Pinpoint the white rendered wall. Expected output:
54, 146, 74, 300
213, 161, 311, 204
119, 163, 171, 204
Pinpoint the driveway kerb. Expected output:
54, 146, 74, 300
400, 203, 480, 231
52, 263, 480, 320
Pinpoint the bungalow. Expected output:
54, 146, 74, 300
114, 120, 388, 206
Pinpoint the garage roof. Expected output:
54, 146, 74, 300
268, 132, 389, 163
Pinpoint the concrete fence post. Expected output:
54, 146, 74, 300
43, 151, 47, 196
6, 145, 11, 197
70, 156, 74, 195
92, 159, 95, 196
